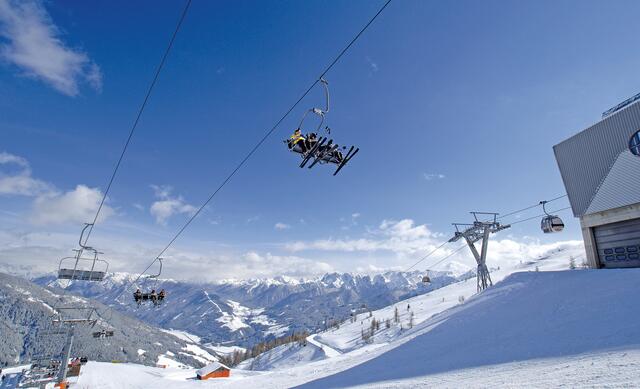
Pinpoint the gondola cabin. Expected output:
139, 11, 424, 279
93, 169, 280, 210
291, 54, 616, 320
541, 215, 564, 233
196, 362, 231, 380
422, 275, 431, 284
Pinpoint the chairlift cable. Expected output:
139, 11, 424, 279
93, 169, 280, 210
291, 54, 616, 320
497, 194, 567, 220
403, 195, 569, 273
413, 207, 572, 273
508, 206, 572, 226
83, 0, 193, 245
405, 241, 450, 271
109, 0, 393, 304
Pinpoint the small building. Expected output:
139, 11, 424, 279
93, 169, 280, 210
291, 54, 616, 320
554, 93, 640, 269
196, 361, 231, 380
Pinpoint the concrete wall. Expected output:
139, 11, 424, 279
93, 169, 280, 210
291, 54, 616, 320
579, 202, 640, 268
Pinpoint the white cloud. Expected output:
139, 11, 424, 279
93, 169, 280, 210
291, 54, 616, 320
149, 185, 197, 225
0, 0, 102, 96
365, 56, 378, 73
229, 251, 332, 279
0, 151, 52, 196
246, 215, 260, 224
423, 173, 446, 181
0, 152, 113, 225
286, 219, 441, 255
30, 184, 113, 225
274, 222, 290, 230
0, 151, 27, 166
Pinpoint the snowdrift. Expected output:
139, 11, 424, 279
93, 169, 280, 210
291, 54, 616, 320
301, 269, 640, 388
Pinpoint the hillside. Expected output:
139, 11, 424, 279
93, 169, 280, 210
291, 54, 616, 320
0, 272, 216, 368
19, 250, 640, 388
300, 269, 640, 387
31, 270, 462, 346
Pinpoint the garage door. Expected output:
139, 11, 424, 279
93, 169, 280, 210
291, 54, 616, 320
594, 218, 640, 268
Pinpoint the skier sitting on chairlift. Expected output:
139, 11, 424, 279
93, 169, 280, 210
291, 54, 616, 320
150, 289, 157, 304
134, 289, 142, 304
158, 289, 166, 303
288, 129, 308, 154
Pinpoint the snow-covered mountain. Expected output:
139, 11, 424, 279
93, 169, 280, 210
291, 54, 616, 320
11, 245, 639, 388
0, 272, 217, 368
32, 270, 466, 347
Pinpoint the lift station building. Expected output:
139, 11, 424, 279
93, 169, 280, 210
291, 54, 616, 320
554, 94, 640, 269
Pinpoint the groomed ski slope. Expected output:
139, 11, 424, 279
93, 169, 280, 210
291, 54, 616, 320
70, 266, 640, 388
300, 269, 640, 388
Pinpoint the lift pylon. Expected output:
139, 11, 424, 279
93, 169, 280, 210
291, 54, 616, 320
449, 212, 510, 292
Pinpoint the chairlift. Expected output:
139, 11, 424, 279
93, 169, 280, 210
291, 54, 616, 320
133, 289, 166, 306
540, 201, 565, 233
92, 329, 114, 339
57, 224, 109, 281
133, 259, 166, 306
285, 78, 359, 176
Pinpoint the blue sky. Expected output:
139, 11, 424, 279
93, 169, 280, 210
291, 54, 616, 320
0, 0, 637, 280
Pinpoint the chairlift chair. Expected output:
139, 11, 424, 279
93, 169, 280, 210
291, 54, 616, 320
57, 224, 109, 282
133, 259, 166, 305
540, 201, 565, 233
285, 78, 359, 175
92, 329, 114, 339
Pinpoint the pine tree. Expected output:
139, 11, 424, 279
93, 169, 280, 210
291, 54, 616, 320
569, 256, 576, 270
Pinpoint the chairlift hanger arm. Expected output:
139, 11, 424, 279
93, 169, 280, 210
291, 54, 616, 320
540, 201, 550, 216
78, 223, 94, 250
147, 258, 163, 279
319, 77, 330, 114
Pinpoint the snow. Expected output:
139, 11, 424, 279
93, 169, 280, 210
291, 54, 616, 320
307, 335, 341, 358
55, 250, 640, 388
161, 329, 202, 344
182, 344, 218, 364
206, 345, 246, 357
236, 341, 326, 372
300, 269, 640, 388
156, 354, 189, 369
137, 349, 146, 356
215, 300, 252, 332
0, 365, 31, 389
73, 361, 261, 388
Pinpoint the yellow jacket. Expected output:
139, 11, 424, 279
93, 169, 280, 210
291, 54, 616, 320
290, 132, 305, 145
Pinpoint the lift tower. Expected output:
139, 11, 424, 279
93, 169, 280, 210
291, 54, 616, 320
449, 212, 510, 292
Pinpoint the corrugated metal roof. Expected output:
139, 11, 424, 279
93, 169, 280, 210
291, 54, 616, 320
586, 150, 640, 214
554, 100, 640, 217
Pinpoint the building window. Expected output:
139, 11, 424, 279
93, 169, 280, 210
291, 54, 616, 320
631, 130, 640, 156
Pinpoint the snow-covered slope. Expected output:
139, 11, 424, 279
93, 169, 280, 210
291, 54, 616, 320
235, 334, 342, 371
55, 248, 640, 388
236, 341, 325, 371
301, 269, 640, 387
0, 272, 216, 368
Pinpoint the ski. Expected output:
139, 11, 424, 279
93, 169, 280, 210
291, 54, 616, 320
309, 142, 338, 169
300, 137, 326, 168
333, 147, 359, 176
